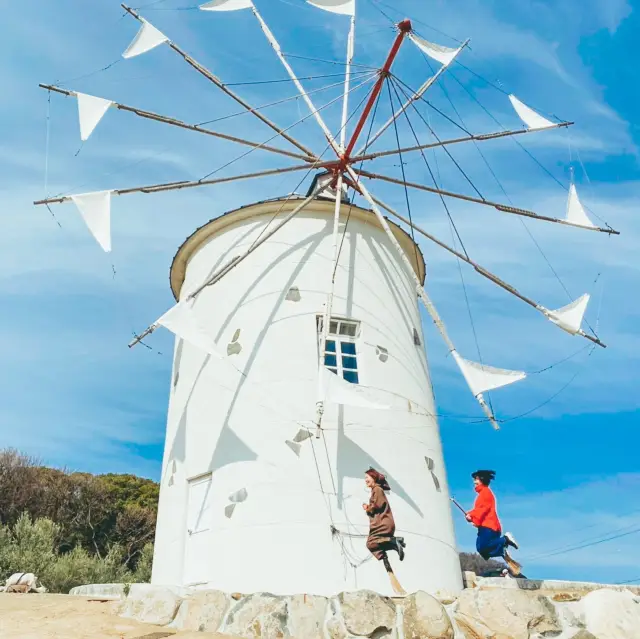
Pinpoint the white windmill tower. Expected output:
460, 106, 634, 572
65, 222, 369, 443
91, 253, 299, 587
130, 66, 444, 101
35, 0, 617, 597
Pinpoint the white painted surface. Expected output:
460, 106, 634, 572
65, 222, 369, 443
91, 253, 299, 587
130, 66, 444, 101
184, 474, 213, 586
151, 198, 462, 596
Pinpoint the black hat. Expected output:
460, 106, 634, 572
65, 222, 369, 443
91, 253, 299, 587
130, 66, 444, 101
472, 470, 496, 484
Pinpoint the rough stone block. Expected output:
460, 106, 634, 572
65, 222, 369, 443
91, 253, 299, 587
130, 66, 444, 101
338, 590, 396, 637
402, 591, 453, 639
171, 589, 230, 632
454, 588, 562, 639
69, 583, 127, 600
577, 589, 640, 639
117, 583, 184, 626
570, 631, 599, 639
223, 592, 288, 639
287, 594, 327, 639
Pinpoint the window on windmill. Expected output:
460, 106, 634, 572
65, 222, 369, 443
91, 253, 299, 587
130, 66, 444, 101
317, 316, 360, 384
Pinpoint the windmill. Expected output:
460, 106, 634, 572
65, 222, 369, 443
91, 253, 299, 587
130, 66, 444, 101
34, 0, 617, 597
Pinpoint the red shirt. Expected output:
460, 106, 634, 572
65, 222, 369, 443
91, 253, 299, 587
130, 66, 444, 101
468, 484, 501, 532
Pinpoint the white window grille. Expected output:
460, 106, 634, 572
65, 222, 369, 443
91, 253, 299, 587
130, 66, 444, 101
317, 316, 360, 384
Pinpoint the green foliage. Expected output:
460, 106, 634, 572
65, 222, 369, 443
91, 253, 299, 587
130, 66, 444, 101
0, 449, 159, 592
98, 474, 160, 511
133, 543, 154, 583
0, 513, 59, 577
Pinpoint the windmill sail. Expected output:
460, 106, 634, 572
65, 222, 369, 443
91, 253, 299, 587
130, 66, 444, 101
200, 0, 253, 10
76, 93, 113, 141
307, 0, 355, 16
566, 184, 597, 228
70, 191, 112, 252
546, 294, 590, 335
508, 94, 555, 130
155, 302, 224, 357
122, 19, 169, 59
409, 34, 460, 66
318, 366, 391, 410
452, 352, 526, 397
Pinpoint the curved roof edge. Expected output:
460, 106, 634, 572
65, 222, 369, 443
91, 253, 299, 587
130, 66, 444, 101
169, 196, 426, 300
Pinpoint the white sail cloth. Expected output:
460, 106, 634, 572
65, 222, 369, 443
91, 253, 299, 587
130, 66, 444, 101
409, 34, 461, 66
76, 93, 113, 141
122, 18, 169, 58
70, 191, 112, 252
508, 95, 555, 130
318, 366, 391, 410
566, 184, 597, 228
307, 0, 355, 16
544, 294, 590, 335
155, 301, 224, 357
200, 0, 253, 10
452, 352, 526, 398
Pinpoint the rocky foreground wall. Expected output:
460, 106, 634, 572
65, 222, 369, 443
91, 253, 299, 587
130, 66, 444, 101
70, 577, 640, 639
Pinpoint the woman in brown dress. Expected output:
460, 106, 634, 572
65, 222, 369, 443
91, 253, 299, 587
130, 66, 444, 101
363, 467, 406, 573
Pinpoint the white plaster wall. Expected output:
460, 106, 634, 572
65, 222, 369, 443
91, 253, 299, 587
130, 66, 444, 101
151, 200, 462, 597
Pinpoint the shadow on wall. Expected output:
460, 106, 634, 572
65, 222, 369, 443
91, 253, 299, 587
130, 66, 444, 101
165, 352, 213, 482
336, 407, 424, 518
208, 229, 325, 471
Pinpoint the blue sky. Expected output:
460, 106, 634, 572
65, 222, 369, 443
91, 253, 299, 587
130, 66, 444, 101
1, 0, 638, 584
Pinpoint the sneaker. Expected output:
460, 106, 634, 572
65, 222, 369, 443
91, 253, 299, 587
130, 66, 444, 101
504, 532, 519, 550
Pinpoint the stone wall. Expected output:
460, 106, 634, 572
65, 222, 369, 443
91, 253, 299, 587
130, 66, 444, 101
74, 577, 640, 639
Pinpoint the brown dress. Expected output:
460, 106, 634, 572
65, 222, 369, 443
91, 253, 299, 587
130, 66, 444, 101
365, 485, 396, 560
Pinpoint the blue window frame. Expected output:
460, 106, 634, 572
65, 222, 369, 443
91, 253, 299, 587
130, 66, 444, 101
318, 317, 360, 384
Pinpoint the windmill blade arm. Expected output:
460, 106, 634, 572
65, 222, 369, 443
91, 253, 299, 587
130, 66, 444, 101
344, 165, 519, 428
353, 39, 470, 157
39, 84, 315, 163
370, 194, 606, 348
120, 4, 317, 160
248, 5, 340, 154
354, 169, 620, 235
339, 15, 356, 150
33, 164, 317, 206
351, 122, 574, 163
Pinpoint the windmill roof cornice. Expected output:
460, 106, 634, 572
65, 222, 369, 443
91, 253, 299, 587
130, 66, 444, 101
169, 196, 426, 300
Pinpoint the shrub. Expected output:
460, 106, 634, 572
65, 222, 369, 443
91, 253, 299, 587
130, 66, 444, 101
0, 513, 152, 593
133, 543, 154, 583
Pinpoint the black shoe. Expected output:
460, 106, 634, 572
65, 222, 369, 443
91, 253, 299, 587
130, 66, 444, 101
394, 537, 406, 561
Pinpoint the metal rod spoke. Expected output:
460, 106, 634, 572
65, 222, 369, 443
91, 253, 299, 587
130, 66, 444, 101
121, 4, 317, 160
353, 168, 619, 235
353, 39, 469, 157
39, 84, 315, 163
343, 20, 412, 159
34, 164, 317, 206
351, 122, 574, 163
370, 194, 606, 348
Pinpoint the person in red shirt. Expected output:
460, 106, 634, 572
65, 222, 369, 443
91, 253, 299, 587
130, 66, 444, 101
466, 470, 521, 574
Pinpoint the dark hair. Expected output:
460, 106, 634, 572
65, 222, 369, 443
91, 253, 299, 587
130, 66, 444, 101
366, 467, 391, 491
472, 470, 496, 486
